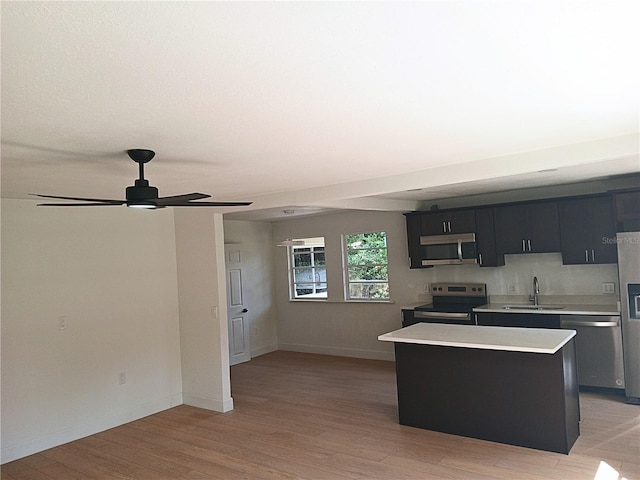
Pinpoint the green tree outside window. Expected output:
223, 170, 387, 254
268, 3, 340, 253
345, 232, 389, 300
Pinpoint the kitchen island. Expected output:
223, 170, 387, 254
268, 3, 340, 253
379, 323, 580, 454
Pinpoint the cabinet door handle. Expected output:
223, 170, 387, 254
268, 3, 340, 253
442, 221, 447, 233
522, 239, 526, 252
585, 250, 589, 262
478, 253, 483, 265
448, 221, 452, 232
527, 239, 531, 251
591, 249, 595, 262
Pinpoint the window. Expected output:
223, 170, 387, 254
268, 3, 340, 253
289, 237, 327, 299
344, 231, 389, 300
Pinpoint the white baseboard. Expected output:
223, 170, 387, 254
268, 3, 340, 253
251, 343, 278, 358
182, 394, 234, 413
1, 392, 183, 464
277, 343, 395, 361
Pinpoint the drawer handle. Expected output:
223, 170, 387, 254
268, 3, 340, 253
414, 311, 470, 319
561, 320, 619, 328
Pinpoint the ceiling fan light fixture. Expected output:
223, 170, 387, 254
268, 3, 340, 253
277, 238, 305, 247
127, 202, 157, 209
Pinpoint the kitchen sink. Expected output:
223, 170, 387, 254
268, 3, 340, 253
501, 305, 565, 310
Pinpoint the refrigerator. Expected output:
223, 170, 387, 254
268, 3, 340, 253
617, 231, 640, 404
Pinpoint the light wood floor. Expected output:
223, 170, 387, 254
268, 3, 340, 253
2, 350, 639, 479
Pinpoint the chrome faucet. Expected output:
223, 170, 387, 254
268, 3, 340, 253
531, 276, 540, 305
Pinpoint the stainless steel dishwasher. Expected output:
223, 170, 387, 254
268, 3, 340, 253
560, 315, 625, 389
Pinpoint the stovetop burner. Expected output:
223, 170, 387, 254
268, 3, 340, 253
415, 302, 483, 313
415, 282, 488, 313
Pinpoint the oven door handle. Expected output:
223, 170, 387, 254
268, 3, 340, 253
561, 319, 619, 328
414, 311, 470, 319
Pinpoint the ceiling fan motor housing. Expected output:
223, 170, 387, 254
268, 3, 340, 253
126, 180, 159, 203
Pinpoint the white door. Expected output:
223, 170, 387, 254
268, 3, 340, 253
225, 245, 251, 365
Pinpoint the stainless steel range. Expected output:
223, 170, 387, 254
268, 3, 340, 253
403, 282, 487, 327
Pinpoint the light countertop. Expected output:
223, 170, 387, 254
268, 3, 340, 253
378, 323, 576, 354
473, 303, 620, 315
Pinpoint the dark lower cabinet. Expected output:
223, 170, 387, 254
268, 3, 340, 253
394, 339, 580, 454
476, 312, 561, 329
401, 309, 416, 327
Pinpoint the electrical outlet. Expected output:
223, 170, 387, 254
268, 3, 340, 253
423, 283, 430, 294
507, 284, 517, 294
118, 372, 126, 385
602, 282, 615, 294
211, 306, 218, 319
58, 316, 68, 330
252, 326, 259, 337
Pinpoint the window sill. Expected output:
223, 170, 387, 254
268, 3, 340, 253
289, 298, 329, 302
345, 299, 395, 304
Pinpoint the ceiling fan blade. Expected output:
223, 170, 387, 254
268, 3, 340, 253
154, 193, 211, 205
31, 194, 124, 204
31, 151, 254, 209
36, 202, 126, 207
169, 201, 254, 207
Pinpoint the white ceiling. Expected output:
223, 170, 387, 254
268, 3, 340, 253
2, 1, 639, 220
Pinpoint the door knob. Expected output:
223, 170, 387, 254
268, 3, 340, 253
242, 308, 248, 313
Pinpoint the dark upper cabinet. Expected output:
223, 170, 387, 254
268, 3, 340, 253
405, 213, 425, 269
475, 207, 504, 267
405, 192, 626, 270
558, 195, 617, 264
494, 201, 561, 255
614, 190, 640, 232
420, 209, 476, 235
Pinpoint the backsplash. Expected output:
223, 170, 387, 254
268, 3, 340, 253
421, 252, 619, 298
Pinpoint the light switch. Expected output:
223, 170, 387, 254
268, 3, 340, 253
602, 283, 615, 294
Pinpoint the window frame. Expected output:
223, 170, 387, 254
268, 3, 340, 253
287, 237, 328, 301
343, 231, 390, 302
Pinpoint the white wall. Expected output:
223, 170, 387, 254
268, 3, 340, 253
273, 211, 426, 361
426, 252, 619, 298
174, 210, 232, 412
272, 210, 620, 361
1, 199, 183, 463
223, 220, 278, 357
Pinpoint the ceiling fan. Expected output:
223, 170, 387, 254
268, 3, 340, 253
32, 149, 253, 209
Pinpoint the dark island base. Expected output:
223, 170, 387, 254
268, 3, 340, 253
394, 340, 580, 454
